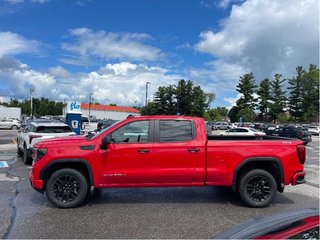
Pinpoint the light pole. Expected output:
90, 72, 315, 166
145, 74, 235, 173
145, 82, 150, 106
88, 93, 93, 122
30, 87, 35, 119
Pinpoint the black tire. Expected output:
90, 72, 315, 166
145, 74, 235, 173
11, 125, 18, 130
17, 144, 23, 156
46, 168, 88, 208
238, 169, 277, 208
23, 145, 32, 165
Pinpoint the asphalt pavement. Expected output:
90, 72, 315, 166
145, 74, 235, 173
0, 130, 319, 239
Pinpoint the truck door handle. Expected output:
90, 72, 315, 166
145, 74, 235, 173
187, 148, 200, 153
137, 149, 150, 153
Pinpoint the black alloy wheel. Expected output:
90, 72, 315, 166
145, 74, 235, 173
46, 168, 88, 208
238, 169, 276, 208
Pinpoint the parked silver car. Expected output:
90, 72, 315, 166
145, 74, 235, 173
0, 118, 21, 130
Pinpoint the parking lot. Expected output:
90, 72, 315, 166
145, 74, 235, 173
0, 130, 319, 239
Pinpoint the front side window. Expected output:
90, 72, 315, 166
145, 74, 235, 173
110, 121, 149, 143
159, 120, 194, 142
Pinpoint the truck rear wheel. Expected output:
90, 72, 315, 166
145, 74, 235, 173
238, 169, 276, 208
46, 168, 88, 208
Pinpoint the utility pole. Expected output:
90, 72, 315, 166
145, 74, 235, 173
30, 87, 35, 120
145, 82, 150, 106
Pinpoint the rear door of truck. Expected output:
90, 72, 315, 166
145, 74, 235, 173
151, 119, 207, 185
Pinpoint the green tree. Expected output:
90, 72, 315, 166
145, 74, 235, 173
269, 74, 287, 122
175, 79, 193, 115
236, 73, 258, 110
207, 107, 229, 121
257, 78, 271, 120
228, 106, 240, 123
141, 79, 209, 117
287, 66, 305, 120
153, 85, 176, 115
301, 64, 319, 122
236, 108, 256, 122
190, 86, 208, 116
205, 92, 216, 109
140, 102, 158, 115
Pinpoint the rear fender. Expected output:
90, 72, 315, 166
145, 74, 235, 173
232, 157, 284, 193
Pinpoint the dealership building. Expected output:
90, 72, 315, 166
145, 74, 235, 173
80, 103, 140, 120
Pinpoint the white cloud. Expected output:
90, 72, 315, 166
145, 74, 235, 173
0, 59, 181, 106
30, 0, 50, 3
0, 32, 39, 57
3, 0, 24, 4
218, 0, 231, 8
0, 58, 57, 99
196, 0, 319, 80
61, 28, 163, 65
187, 60, 249, 91
223, 93, 242, 109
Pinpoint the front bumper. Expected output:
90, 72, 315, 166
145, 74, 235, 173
29, 170, 44, 193
292, 171, 306, 185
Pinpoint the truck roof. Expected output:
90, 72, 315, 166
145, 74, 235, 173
128, 115, 204, 121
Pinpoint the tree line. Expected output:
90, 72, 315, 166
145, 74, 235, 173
0, 98, 65, 117
229, 64, 319, 123
141, 64, 319, 123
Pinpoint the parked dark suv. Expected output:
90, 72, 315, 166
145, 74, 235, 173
266, 126, 312, 145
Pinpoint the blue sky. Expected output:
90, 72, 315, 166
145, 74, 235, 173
0, 0, 318, 108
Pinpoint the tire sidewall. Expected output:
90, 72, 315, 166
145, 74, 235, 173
46, 168, 88, 208
238, 169, 277, 208
23, 146, 31, 164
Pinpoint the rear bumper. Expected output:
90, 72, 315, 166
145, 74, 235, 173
292, 171, 306, 185
29, 170, 44, 193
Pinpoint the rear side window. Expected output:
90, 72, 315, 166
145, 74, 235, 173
36, 126, 73, 133
159, 120, 194, 142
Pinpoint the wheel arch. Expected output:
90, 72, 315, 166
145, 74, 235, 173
40, 159, 94, 190
232, 157, 284, 193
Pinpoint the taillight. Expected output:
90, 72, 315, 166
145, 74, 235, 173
297, 145, 306, 164
29, 135, 42, 144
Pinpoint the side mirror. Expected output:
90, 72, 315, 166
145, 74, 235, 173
100, 136, 111, 150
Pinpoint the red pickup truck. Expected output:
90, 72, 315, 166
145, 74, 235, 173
30, 116, 306, 208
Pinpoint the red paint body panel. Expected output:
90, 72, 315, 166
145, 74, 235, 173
256, 216, 319, 239
30, 116, 305, 193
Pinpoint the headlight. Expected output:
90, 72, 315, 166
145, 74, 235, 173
32, 148, 47, 163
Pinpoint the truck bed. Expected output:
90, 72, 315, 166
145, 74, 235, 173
207, 135, 294, 141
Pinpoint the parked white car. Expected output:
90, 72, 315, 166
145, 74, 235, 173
0, 118, 21, 130
308, 126, 320, 135
220, 127, 266, 136
17, 120, 76, 164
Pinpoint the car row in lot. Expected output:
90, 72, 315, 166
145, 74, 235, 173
265, 126, 312, 145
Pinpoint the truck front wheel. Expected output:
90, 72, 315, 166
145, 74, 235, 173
238, 169, 276, 208
46, 168, 88, 208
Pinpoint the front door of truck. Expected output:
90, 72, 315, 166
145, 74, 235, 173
100, 120, 154, 186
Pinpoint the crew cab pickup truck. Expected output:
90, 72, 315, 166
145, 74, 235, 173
30, 116, 306, 208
